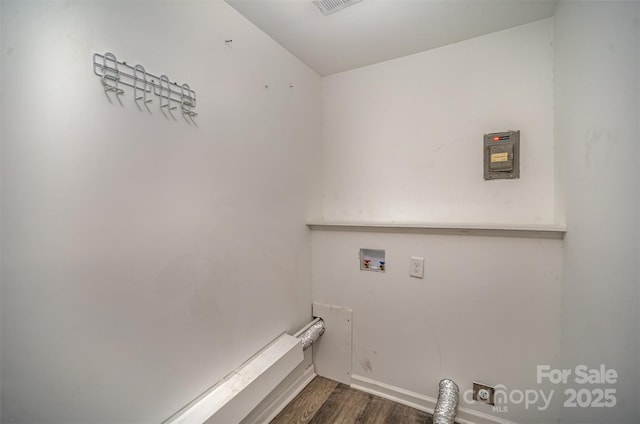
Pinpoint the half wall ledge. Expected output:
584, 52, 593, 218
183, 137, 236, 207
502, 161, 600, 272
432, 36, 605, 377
305, 221, 566, 240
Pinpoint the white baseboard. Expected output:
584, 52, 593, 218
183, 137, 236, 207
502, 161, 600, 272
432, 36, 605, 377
242, 364, 317, 424
350, 374, 437, 415
350, 374, 517, 424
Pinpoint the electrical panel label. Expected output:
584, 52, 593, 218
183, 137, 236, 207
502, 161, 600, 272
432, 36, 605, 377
491, 152, 509, 163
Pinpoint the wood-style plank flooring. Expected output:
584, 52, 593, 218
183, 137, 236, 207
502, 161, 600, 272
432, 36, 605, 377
270, 376, 433, 424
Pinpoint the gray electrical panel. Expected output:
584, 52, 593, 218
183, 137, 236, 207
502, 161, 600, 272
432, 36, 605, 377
484, 130, 520, 180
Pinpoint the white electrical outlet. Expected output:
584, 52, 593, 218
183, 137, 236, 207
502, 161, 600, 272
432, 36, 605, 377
409, 256, 424, 278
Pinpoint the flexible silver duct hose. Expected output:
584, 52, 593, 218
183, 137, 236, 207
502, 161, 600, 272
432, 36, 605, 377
297, 318, 325, 351
433, 379, 459, 424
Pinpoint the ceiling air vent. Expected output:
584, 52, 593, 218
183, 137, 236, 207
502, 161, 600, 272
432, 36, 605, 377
313, 0, 362, 15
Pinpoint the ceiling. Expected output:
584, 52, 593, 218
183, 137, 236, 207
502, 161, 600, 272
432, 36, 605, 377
225, 0, 558, 76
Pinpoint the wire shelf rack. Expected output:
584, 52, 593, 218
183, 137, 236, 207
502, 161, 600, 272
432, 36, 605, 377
93, 52, 197, 117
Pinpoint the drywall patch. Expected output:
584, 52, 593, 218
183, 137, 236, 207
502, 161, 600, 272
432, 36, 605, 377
312, 302, 353, 385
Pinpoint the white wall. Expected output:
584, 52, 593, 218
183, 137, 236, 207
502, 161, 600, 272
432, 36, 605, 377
313, 18, 564, 423
311, 231, 563, 423
321, 19, 555, 225
555, 2, 640, 423
0, 1, 320, 423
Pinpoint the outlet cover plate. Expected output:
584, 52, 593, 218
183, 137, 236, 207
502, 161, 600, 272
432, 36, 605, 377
473, 382, 495, 406
409, 256, 424, 278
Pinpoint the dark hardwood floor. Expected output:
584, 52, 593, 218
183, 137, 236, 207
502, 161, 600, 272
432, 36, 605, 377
270, 376, 433, 424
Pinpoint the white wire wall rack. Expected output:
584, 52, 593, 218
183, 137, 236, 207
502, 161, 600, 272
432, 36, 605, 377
93, 52, 197, 117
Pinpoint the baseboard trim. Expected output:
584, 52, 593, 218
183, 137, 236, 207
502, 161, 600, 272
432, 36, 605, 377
242, 364, 316, 424
351, 374, 437, 415
350, 375, 517, 424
